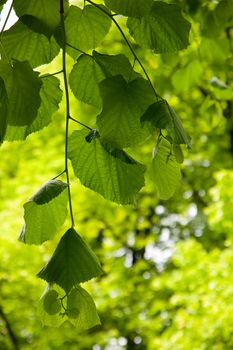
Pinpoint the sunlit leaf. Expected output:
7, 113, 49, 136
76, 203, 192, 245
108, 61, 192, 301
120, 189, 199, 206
67, 286, 100, 330
0, 18, 60, 68
65, 5, 111, 57
0, 60, 42, 126
19, 180, 68, 245
150, 139, 181, 200
141, 100, 191, 146
127, 1, 191, 53
5, 75, 63, 141
104, 0, 153, 17
97, 75, 155, 148
68, 129, 146, 204
37, 228, 103, 293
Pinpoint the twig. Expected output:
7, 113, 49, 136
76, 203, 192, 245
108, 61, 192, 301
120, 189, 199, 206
0, 305, 19, 350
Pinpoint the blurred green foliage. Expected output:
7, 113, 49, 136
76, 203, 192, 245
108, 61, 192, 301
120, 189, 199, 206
0, 0, 233, 349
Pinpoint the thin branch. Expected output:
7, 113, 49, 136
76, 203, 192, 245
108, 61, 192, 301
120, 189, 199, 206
0, 0, 13, 37
66, 42, 92, 57
0, 305, 19, 350
85, 0, 161, 100
60, 0, 75, 228
41, 70, 63, 79
52, 170, 66, 180
69, 116, 93, 131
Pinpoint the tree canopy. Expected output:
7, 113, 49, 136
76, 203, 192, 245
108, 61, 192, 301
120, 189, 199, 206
0, 0, 233, 349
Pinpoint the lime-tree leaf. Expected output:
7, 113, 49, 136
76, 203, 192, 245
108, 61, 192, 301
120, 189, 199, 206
173, 144, 184, 164
127, 2, 191, 53
67, 286, 100, 330
141, 100, 191, 146
0, 60, 42, 126
97, 75, 155, 148
68, 129, 146, 204
43, 290, 61, 315
38, 284, 65, 327
0, 78, 8, 143
0, 18, 60, 68
104, 0, 153, 17
37, 228, 103, 293
150, 139, 181, 200
65, 5, 111, 57
4, 76, 63, 141
69, 52, 139, 109
69, 55, 104, 109
19, 180, 68, 245
13, 0, 69, 36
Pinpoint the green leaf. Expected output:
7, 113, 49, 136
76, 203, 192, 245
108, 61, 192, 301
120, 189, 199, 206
0, 78, 8, 143
65, 5, 111, 56
69, 55, 104, 109
141, 100, 191, 146
19, 180, 68, 245
104, 0, 153, 17
67, 286, 100, 330
13, 0, 69, 36
43, 290, 61, 315
150, 139, 181, 200
37, 228, 103, 293
173, 144, 184, 164
0, 18, 60, 68
97, 75, 155, 148
4, 76, 63, 141
127, 2, 191, 53
0, 60, 42, 127
68, 129, 146, 204
69, 52, 139, 109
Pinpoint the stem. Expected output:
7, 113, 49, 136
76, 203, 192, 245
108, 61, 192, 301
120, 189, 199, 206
0, 0, 13, 37
0, 305, 19, 350
66, 42, 92, 57
52, 170, 66, 180
60, 0, 75, 228
69, 116, 93, 131
86, 0, 161, 100
41, 70, 63, 79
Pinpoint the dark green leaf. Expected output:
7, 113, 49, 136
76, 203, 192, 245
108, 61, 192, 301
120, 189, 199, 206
69, 55, 104, 109
43, 290, 61, 315
127, 2, 191, 53
65, 5, 111, 56
19, 180, 68, 245
0, 78, 8, 143
68, 129, 146, 204
0, 60, 42, 127
37, 228, 103, 293
97, 75, 155, 148
104, 0, 153, 17
141, 100, 191, 146
69, 52, 139, 109
150, 139, 181, 200
67, 286, 100, 330
13, 0, 69, 36
4, 76, 62, 141
0, 18, 60, 68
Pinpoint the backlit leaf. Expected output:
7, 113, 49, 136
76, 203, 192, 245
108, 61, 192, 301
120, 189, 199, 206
104, 0, 153, 17
0, 18, 60, 68
4, 75, 63, 141
19, 180, 68, 245
65, 5, 111, 56
0, 60, 42, 126
67, 286, 100, 330
37, 228, 103, 293
97, 75, 155, 148
127, 2, 191, 53
0, 78, 8, 143
141, 100, 191, 146
68, 129, 146, 204
13, 0, 69, 36
69, 52, 139, 109
151, 139, 181, 200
